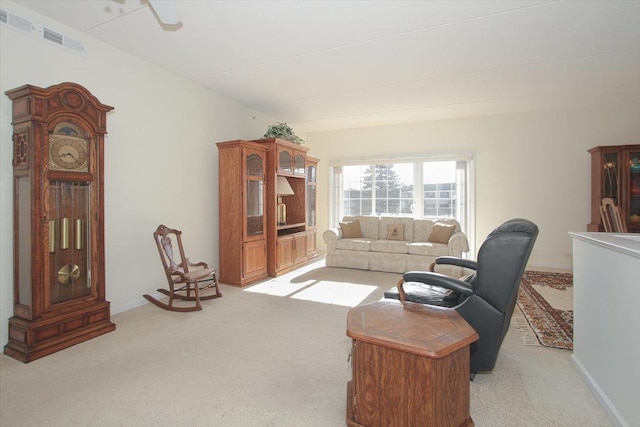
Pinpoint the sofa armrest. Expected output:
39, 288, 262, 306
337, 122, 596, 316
448, 231, 469, 256
323, 228, 342, 254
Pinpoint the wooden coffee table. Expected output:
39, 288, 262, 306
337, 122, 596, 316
346, 299, 479, 427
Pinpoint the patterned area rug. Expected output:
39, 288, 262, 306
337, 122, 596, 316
513, 270, 573, 350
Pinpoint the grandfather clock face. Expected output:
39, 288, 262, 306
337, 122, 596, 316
47, 122, 93, 304
49, 123, 89, 172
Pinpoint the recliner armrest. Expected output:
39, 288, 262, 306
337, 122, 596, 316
433, 256, 478, 271
401, 271, 475, 297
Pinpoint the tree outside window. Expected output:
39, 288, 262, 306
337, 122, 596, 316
345, 164, 413, 216
341, 161, 459, 219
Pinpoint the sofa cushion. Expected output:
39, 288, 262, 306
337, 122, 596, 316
379, 217, 414, 241
371, 240, 409, 254
414, 219, 462, 242
386, 223, 406, 241
343, 216, 379, 239
428, 222, 456, 244
407, 242, 449, 256
340, 220, 363, 238
336, 238, 374, 251
413, 219, 434, 242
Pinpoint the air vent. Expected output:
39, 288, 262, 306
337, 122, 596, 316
42, 27, 84, 54
43, 27, 63, 45
1, 8, 85, 55
0, 9, 36, 34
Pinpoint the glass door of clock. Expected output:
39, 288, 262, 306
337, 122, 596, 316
48, 181, 92, 304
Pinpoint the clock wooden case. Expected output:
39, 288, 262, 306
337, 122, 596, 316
4, 82, 116, 363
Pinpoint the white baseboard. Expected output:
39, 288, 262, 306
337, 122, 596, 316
110, 292, 161, 315
571, 354, 629, 427
527, 262, 572, 273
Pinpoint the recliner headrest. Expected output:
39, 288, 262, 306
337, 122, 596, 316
486, 218, 538, 239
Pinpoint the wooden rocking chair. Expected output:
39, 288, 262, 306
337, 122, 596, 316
144, 224, 221, 312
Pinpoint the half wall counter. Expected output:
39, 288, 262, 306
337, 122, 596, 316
569, 232, 640, 427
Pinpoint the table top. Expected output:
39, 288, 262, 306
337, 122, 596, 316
347, 299, 478, 358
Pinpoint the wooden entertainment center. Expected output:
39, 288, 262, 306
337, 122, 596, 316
216, 138, 318, 286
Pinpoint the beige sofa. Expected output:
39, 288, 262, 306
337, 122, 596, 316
323, 216, 469, 277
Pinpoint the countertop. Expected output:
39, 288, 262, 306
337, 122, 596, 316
568, 232, 640, 259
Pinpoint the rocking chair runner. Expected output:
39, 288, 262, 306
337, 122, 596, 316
144, 224, 221, 312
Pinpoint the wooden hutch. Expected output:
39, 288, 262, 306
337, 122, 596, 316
588, 145, 640, 233
217, 138, 318, 286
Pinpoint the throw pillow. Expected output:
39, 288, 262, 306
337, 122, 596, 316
428, 222, 456, 244
340, 220, 363, 238
386, 224, 405, 241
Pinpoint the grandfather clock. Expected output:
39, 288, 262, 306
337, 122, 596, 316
4, 82, 116, 362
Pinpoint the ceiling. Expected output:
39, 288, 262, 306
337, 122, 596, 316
10, 0, 640, 133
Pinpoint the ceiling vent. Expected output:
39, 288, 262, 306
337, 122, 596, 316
0, 9, 36, 35
0, 8, 84, 55
42, 27, 84, 54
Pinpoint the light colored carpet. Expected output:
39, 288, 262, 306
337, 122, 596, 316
0, 259, 611, 426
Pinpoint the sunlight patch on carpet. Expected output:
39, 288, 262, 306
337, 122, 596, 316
244, 280, 310, 297
290, 281, 377, 307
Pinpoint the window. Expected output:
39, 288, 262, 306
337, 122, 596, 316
331, 154, 474, 253
342, 163, 414, 216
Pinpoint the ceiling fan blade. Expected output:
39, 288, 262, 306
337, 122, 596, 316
148, 0, 181, 25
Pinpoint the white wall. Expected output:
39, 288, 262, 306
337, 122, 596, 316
307, 103, 640, 270
0, 2, 277, 346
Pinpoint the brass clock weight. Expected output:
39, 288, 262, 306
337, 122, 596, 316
4, 83, 116, 362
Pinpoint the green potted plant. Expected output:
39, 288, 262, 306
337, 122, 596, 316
263, 122, 305, 145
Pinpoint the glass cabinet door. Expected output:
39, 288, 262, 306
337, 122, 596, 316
628, 150, 640, 226
245, 152, 265, 239
278, 150, 292, 173
294, 154, 306, 175
603, 151, 620, 205
306, 164, 317, 227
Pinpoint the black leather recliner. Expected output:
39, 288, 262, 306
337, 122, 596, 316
384, 218, 539, 373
